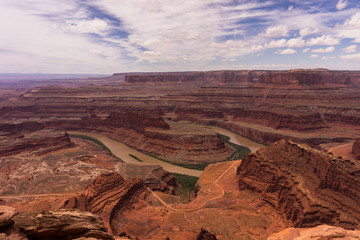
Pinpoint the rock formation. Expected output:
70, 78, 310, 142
268, 225, 360, 240
62, 173, 151, 234
116, 164, 178, 194
10, 209, 114, 240
196, 229, 218, 240
0, 130, 72, 157
352, 138, 360, 160
0, 205, 17, 229
237, 140, 360, 229
258, 70, 323, 85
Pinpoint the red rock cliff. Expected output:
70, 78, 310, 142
352, 139, 360, 160
237, 140, 360, 229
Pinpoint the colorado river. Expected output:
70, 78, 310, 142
206, 126, 264, 152
69, 131, 203, 177
69, 127, 263, 177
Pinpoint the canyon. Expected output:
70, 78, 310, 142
0, 68, 359, 239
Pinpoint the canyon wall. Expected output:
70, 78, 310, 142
237, 140, 360, 229
352, 139, 360, 160
0, 131, 72, 157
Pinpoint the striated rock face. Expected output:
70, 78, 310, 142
237, 140, 360, 229
0, 130, 72, 157
105, 111, 169, 134
0, 121, 45, 133
267, 225, 360, 240
352, 139, 360, 160
259, 71, 323, 85
12, 209, 114, 240
116, 164, 178, 194
125, 70, 257, 85
63, 173, 150, 234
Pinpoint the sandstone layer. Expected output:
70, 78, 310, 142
7, 209, 114, 240
267, 225, 360, 240
0, 130, 72, 157
237, 140, 360, 229
62, 173, 152, 234
353, 139, 360, 160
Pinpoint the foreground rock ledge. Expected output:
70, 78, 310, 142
12, 209, 114, 240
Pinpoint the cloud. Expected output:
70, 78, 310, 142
310, 54, 319, 58
306, 35, 341, 46
260, 25, 289, 38
321, 56, 336, 60
340, 53, 360, 60
264, 38, 305, 48
286, 38, 306, 48
275, 48, 297, 54
336, 0, 348, 10
337, 12, 360, 43
311, 46, 335, 53
64, 18, 109, 34
302, 48, 310, 53
342, 45, 357, 53
299, 28, 320, 37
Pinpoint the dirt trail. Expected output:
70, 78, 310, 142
68, 131, 203, 177
152, 161, 239, 212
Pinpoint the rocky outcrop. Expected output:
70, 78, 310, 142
0, 205, 17, 229
116, 164, 178, 194
267, 225, 360, 240
62, 173, 150, 234
237, 140, 360, 229
0, 130, 72, 157
11, 209, 114, 240
352, 139, 360, 160
196, 229, 217, 240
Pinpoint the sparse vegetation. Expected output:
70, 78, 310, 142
129, 154, 143, 162
171, 173, 199, 203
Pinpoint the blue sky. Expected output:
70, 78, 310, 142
0, 0, 359, 74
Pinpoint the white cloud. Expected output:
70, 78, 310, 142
264, 38, 305, 49
342, 45, 357, 53
302, 48, 311, 53
340, 53, 360, 60
321, 56, 336, 60
336, 0, 348, 10
306, 35, 341, 46
260, 25, 289, 37
265, 39, 287, 48
310, 54, 319, 58
311, 46, 335, 53
287, 38, 305, 48
337, 12, 360, 43
299, 28, 320, 37
275, 48, 296, 54
64, 18, 109, 34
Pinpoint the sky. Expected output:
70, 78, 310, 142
0, 0, 360, 74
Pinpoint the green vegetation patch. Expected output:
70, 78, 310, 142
171, 173, 199, 203
129, 154, 143, 162
218, 133, 251, 160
